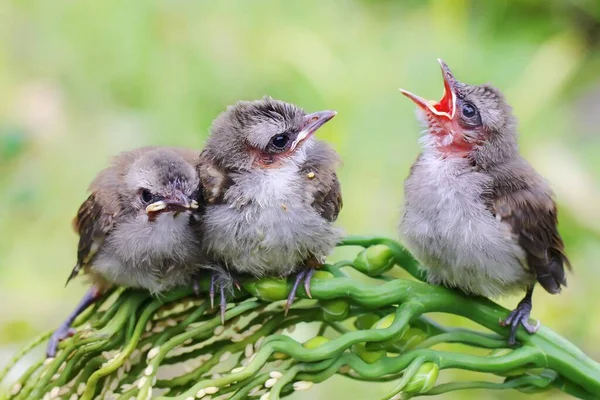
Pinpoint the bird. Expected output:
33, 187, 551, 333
196, 96, 343, 316
398, 59, 570, 345
47, 146, 204, 357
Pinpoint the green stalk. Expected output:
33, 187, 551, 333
1, 236, 599, 399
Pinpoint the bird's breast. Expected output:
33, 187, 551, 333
203, 168, 342, 275
399, 154, 531, 297
91, 212, 201, 293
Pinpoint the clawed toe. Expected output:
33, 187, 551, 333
522, 319, 541, 334
209, 273, 229, 324
46, 325, 77, 358
499, 287, 539, 345
500, 306, 538, 345
285, 268, 318, 316
192, 279, 201, 297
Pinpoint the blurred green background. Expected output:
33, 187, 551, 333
1, 0, 600, 398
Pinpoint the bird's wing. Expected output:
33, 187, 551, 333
302, 141, 343, 222
66, 193, 117, 285
196, 151, 233, 205
492, 186, 570, 294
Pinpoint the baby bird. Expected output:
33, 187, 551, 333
47, 147, 204, 357
399, 60, 570, 344
197, 96, 343, 315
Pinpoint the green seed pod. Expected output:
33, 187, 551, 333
312, 270, 334, 280
352, 245, 395, 276
372, 313, 396, 330
242, 278, 289, 301
303, 336, 330, 349
354, 314, 380, 330
393, 327, 428, 351
367, 313, 409, 351
322, 299, 350, 322
404, 362, 439, 394
352, 343, 385, 364
272, 352, 290, 360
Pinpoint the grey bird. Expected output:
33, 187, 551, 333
197, 96, 343, 315
47, 146, 204, 357
399, 59, 571, 345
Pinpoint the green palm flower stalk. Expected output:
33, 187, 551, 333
1, 236, 599, 400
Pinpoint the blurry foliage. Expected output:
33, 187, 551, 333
1, 0, 600, 399
0, 127, 27, 162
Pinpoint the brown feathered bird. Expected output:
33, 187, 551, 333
196, 97, 343, 315
399, 59, 571, 344
47, 147, 204, 357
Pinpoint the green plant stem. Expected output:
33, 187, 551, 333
2, 236, 599, 399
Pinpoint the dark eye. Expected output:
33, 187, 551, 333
271, 134, 289, 149
461, 102, 477, 118
140, 189, 153, 204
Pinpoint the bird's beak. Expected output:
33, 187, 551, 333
145, 191, 199, 215
290, 110, 337, 151
399, 58, 457, 120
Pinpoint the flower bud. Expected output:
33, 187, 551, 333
242, 278, 288, 301
372, 313, 396, 330
354, 314, 380, 331
353, 245, 395, 276
352, 343, 385, 364
303, 336, 330, 349
393, 327, 427, 351
367, 313, 408, 351
272, 352, 290, 360
312, 270, 334, 280
404, 362, 439, 394
322, 299, 350, 322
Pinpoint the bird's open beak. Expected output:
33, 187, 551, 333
399, 58, 457, 120
290, 110, 337, 151
145, 192, 199, 215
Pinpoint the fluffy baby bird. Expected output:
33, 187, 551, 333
47, 147, 203, 357
399, 60, 570, 344
197, 96, 343, 315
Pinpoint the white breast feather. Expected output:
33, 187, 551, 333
204, 164, 342, 276
400, 152, 532, 297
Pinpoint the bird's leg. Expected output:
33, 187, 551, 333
46, 286, 103, 358
499, 286, 540, 345
285, 256, 321, 316
208, 269, 237, 325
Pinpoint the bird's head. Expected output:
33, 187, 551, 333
206, 96, 336, 170
123, 149, 200, 219
400, 59, 518, 165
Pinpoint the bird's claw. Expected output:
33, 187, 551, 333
285, 267, 317, 316
192, 279, 201, 297
499, 300, 539, 345
46, 325, 77, 358
209, 274, 228, 324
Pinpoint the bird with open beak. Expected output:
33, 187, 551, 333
197, 96, 343, 318
399, 60, 570, 345
47, 147, 204, 357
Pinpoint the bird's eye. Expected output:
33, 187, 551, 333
461, 102, 477, 119
271, 134, 289, 149
139, 189, 153, 204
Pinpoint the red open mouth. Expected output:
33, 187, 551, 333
399, 58, 456, 120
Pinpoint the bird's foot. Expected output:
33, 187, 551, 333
499, 292, 540, 345
285, 267, 317, 316
191, 271, 240, 297
46, 324, 77, 358
46, 286, 102, 358
209, 273, 240, 325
